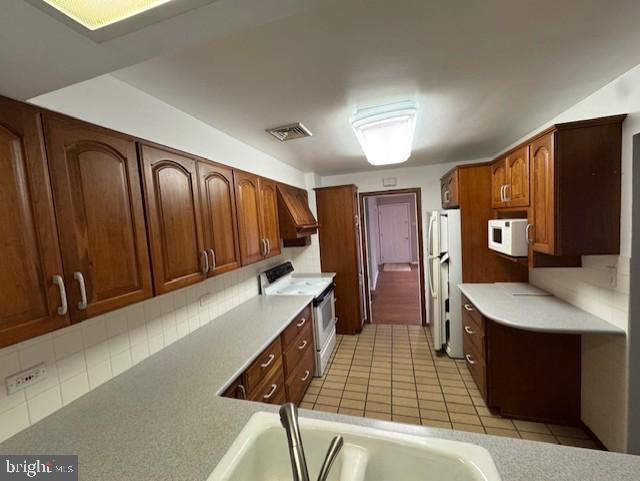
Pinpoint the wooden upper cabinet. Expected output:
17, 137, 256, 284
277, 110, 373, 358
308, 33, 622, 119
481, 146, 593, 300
198, 160, 241, 275
258, 177, 281, 258
490, 158, 508, 209
0, 99, 70, 347
140, 143, 206, 294
277, 185, 318, 240
234, 170, 264, 265
529, 133, 556, 255
440, 169, 459, 208
505, 146, 530, 207
44, 115, 152, 321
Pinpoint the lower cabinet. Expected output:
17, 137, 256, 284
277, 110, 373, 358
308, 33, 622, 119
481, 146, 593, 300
462, 295, 581, 424
223, 304, 315, 405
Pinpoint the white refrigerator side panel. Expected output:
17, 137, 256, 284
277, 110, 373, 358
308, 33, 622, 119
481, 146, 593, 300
445, 209, 463, 358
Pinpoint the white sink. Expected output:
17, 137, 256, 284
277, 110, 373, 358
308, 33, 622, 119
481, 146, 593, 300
208, 412, 502, 481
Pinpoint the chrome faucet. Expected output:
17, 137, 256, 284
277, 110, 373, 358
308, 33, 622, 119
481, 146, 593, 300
279, 403, 344, 481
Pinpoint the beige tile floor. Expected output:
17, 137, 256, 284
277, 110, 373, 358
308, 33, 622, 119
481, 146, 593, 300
301, 324, 600, 449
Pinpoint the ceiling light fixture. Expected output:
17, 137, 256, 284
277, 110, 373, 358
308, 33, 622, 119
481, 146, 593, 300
350, 101, 417, 166
40, 0, 174, 30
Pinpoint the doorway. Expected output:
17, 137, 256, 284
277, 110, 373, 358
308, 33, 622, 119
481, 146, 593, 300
359, 188, 426, 326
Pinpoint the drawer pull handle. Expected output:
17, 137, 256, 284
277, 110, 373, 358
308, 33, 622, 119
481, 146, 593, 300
464, 303, 475, 312
263, 384, 278, 400
261, 354, 275, 368
298, 340, 308, 350
465, 354, 476, 365
464, 325, 475, 335
236, 384, 247, 400
301, 370, 310, 382
296, 318, 306, 328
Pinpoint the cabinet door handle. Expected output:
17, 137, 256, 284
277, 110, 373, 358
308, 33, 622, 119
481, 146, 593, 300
260, 239, 267, 256
201, 250, 209, 274
261, 353, 275, 368
444, 190, 450, 203
465, 354, 476, 365
236, 384, 247, 400
301, 370, 310, 382
504, 184, 511, 201
266, 238, 271, 255
53, 275, 68, 316
464, 325, 475, 335
208, 249, 216, 271
526, 223, 533, 244
73, 272, 88, 310
298, 340, 308, 350
463, 303, 475, 312
296, 318, 306, 328
263, 384, 278, 400
499, 185, 505, 202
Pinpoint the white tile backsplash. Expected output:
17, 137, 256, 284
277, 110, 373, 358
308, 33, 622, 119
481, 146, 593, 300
0, 246, 319, 443
530, 254, 631, 451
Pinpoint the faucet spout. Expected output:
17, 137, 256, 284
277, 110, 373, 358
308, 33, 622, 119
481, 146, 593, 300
279, 404, 344, 481
279, 403, 311, 481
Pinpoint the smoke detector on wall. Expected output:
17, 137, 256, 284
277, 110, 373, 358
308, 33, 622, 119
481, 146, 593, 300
266, 123, 313, 142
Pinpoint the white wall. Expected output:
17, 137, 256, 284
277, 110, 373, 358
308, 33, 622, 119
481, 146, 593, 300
0, 75, 322, 443
29, 74, 308, 189
365, 197, 381, 290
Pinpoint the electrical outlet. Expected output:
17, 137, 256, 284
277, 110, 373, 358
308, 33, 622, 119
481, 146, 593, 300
200, 293, 213, 306
6, 362, 47, 395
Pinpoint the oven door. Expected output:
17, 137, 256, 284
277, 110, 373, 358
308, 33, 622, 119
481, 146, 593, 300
314, 287, 336, 350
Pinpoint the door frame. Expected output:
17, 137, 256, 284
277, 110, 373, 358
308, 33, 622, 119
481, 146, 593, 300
359, 188, 427, 326
378, 201, 412, 264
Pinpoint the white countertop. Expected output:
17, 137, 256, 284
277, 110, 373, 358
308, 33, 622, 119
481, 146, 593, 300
458, 283, 624, 335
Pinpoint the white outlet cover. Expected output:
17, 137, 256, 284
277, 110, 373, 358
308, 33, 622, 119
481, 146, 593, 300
6, 362, 47, 395
200, 293, 214, 306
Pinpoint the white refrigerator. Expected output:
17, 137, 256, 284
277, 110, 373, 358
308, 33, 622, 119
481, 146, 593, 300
427, 210, 463, 358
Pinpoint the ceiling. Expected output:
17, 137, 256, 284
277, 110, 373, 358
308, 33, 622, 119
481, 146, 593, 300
5, 0, 640, 174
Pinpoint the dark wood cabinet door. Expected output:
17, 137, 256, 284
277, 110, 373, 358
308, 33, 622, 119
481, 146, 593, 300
234, 171, 264, 265
0, 99, 69, 347
198, 160, 241, 275
530, 133, 555, 254
140, 143, 206, 293
490, 158, 508, 208
44, 115, 152, 321
258, 177, 281, 258
506, 146, 530, 207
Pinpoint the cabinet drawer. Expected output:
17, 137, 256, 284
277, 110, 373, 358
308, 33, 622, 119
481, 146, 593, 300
248, 358, 286, 404
244, 337, 282, 393
461, 295, 483, 329
282, 304, 312, 348
283, 319, 314, 378
222, 378, 247, 400
462, 310, 485, 357
463, 336, 486, 399
285, 347, 315, 405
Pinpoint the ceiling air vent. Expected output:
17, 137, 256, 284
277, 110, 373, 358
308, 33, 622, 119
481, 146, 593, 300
266, 123, 312, 142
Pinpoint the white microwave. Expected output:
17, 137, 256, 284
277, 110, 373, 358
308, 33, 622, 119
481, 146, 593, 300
488, 219, 529, 257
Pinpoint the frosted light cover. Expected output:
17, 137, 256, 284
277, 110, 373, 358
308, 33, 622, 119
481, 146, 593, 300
351, 102, 417, 166
41, 0, 173, 30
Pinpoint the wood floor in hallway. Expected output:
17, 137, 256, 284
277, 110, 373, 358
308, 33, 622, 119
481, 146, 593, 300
371, 264, 421, 325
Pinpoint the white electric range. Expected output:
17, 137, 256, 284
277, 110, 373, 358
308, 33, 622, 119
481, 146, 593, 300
259, 262, 336, 377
